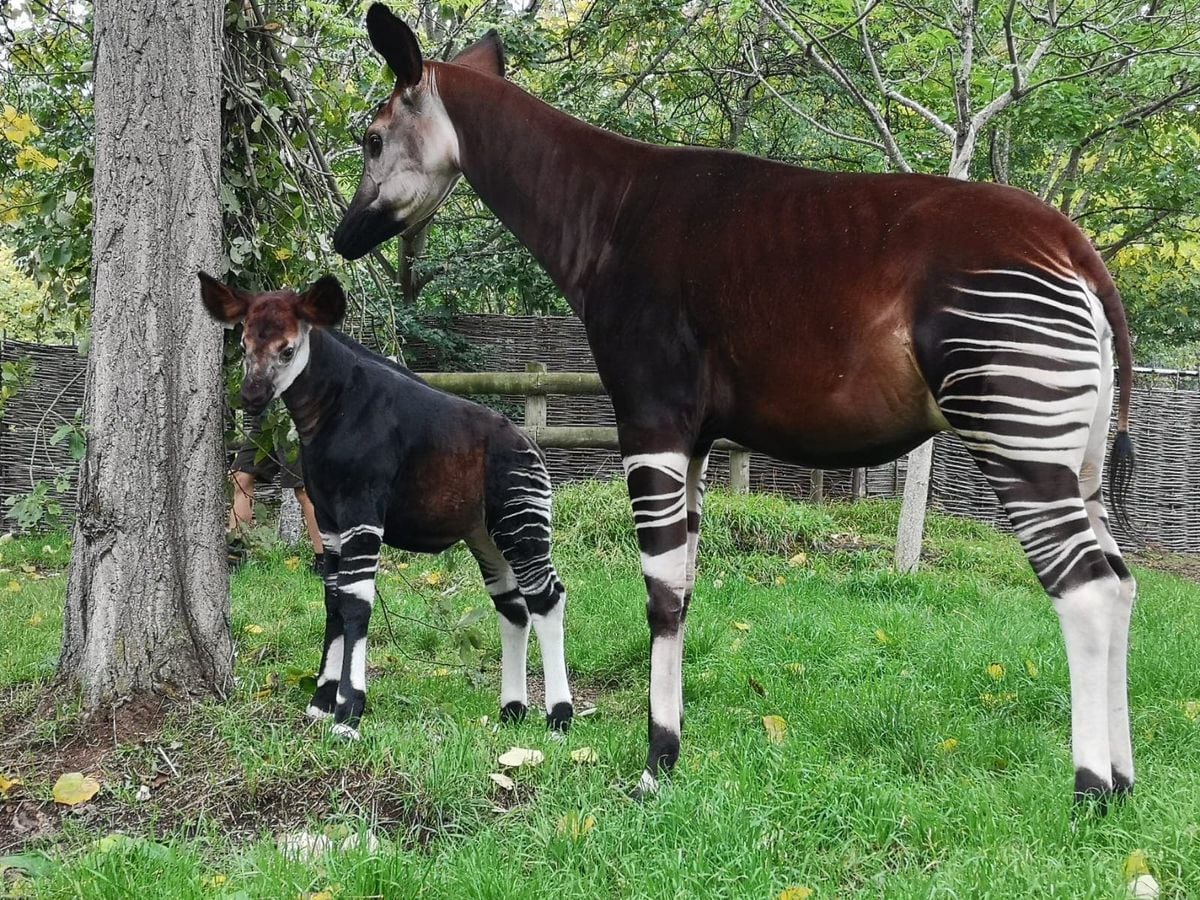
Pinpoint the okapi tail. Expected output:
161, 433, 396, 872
1098, 281, 1135, 535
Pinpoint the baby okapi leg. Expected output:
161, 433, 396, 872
331, 524, 383, 741
466, 529, 531, 722
306, 530, 343, 720
486, 447, 572, 729
624, 451, 690, 795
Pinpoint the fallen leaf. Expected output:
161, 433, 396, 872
774, 576, 786, 586
423, 571, 443, 586
748, 677, 766, 696
306, 890, 335, 900
0, 852, 57, 879
987, 663, 1005, 680
201, 874, 228, 889
498, 747, 544, 768
762, 715, 788, 744
52, 772, 100, 806
556, 810, 596, 840
277, 830, 332, 861
284, 556, 300, 571
1125, 850, 1151, 879
243, 624, 264, 635
19, 564, 35, 574
713, 578, 724, 589
0, 773, 22, 797
253, 672, 279, 700
787, 553, 808, 568
7, 580, 21, 593
1024, 659, 1040, 679
874, 628, 891, 645
488, 772, 516, 791
938, 738, 959, 753
1183, 700, 1199, 722
26, 613, 43, 626
779, 888, 814, 900
732, 621, 750, 632
785, 662, 806, 676
135, 785, 151, 802
570, 746, 599, 764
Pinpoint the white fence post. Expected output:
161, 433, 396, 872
729, 449, 751, 494
895, 439, 934, 572
278, 489, 303, 546
524, 362, 547, 437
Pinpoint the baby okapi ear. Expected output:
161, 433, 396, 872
367, 3, 423, 88
197, 271, 249, 324
296, 275, 347, 328
450, 30, 505, 79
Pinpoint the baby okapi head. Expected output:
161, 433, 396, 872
197, 272, 346, 414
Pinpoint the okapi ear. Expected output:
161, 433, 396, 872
450, 30, 505, 79
366, 3, 423, 88
197, 271, 248, 325
297, 275, 347, 328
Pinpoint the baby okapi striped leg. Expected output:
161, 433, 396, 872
679, 454, 709, 719
466, 529, 532, 723
330, 523, 384, 741
624, 450, 691, 795
306, 529, 343, 721
484, 444, 573, 730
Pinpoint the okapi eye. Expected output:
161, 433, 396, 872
280, 346, 295, 362
367, 133, 383, 158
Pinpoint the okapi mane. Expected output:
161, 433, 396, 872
324, 328, 427, 386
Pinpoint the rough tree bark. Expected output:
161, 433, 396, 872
61, 0, 232, 705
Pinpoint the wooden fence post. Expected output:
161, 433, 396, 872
729, 448, 751, 494
851, 467, 866, 499
524, 362, 547, 438
895, 439, 934, 572
811, 469, 824, 503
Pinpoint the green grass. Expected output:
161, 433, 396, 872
2, 481, 1200, 898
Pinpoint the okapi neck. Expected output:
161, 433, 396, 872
434, 63, 648, 315
280, 328, 347, 443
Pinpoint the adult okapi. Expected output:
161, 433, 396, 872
333, 5, 1137, 805
198, 272, 572, 739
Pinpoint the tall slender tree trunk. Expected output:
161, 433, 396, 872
61, 0, 232, 704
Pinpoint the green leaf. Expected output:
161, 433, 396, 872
0, 852, 58, 878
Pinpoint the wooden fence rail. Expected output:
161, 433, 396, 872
415, 361, 857, 498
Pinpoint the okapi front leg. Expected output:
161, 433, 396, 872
624, 451, 690, 794
306, 530, 343, 720
331, 524, 383, 741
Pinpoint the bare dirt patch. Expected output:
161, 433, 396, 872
1129, 549, 1200, 582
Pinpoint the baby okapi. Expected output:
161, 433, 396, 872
198, 272, 573, 739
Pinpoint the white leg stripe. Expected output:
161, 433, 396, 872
348, 637, 368, 692
649, 634, 683, 734
498, 614, 529, 707
317, 635, 343, 687
532, 601, 571, 711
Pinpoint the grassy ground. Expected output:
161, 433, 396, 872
1, 482, 1199, 899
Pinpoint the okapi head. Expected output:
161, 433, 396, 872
197, 272, 347, 414
332, 3, 505, 260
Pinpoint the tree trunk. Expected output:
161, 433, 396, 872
61, 0, 232, 705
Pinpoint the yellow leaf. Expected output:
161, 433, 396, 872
1183, 700, 1199, 722
1, 107, 40, 145
14, 146, 58, 171
0, 773, 22, 797
874, 628, 891, 645
498, 747, 544, 768
202, 874, 229, 888
27, 613, 43, 627
556, 810, 596, 840
1124, 850, 1151, 879
779, 888, 814, 900
432, 667, 451, 677
19, 563, 35, 574
987, 663, 1005, 680
307, 892, 335, 900
423, 571, 443, 586
762, 714, 787, 744
7, 580, 21, 593
1024, 659, 1039, 679
243, 623, 264, 635
938, 738, 959, 753
284, 556, 300, 571
396, 562, 410, 570
273, 247, 293, 261
570, 746, 599, 764
774, 576, 786, 587
732, 621, 750, 632
979, 691, 1017, 709
787, 553, 808, 567
785, 662, 806, 676
52, 772, 100, 806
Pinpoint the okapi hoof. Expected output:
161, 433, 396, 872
331, 722, 361, 742
629, 769, 660, 801
546, 702, 573, 732
1073, 768, 1111, 814
500, 701, 528, 724
1111, 768, 1135, 801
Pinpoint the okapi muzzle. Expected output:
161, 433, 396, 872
332, 177, 406, 261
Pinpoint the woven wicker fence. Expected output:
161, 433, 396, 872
0, 322, 1191, 551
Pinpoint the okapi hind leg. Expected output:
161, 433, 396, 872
331, 524, 384, 741
306, 529, 343, 721
484, 444, 573, 730
465, 528, 532, 723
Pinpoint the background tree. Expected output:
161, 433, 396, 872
59, 0, 232, 703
